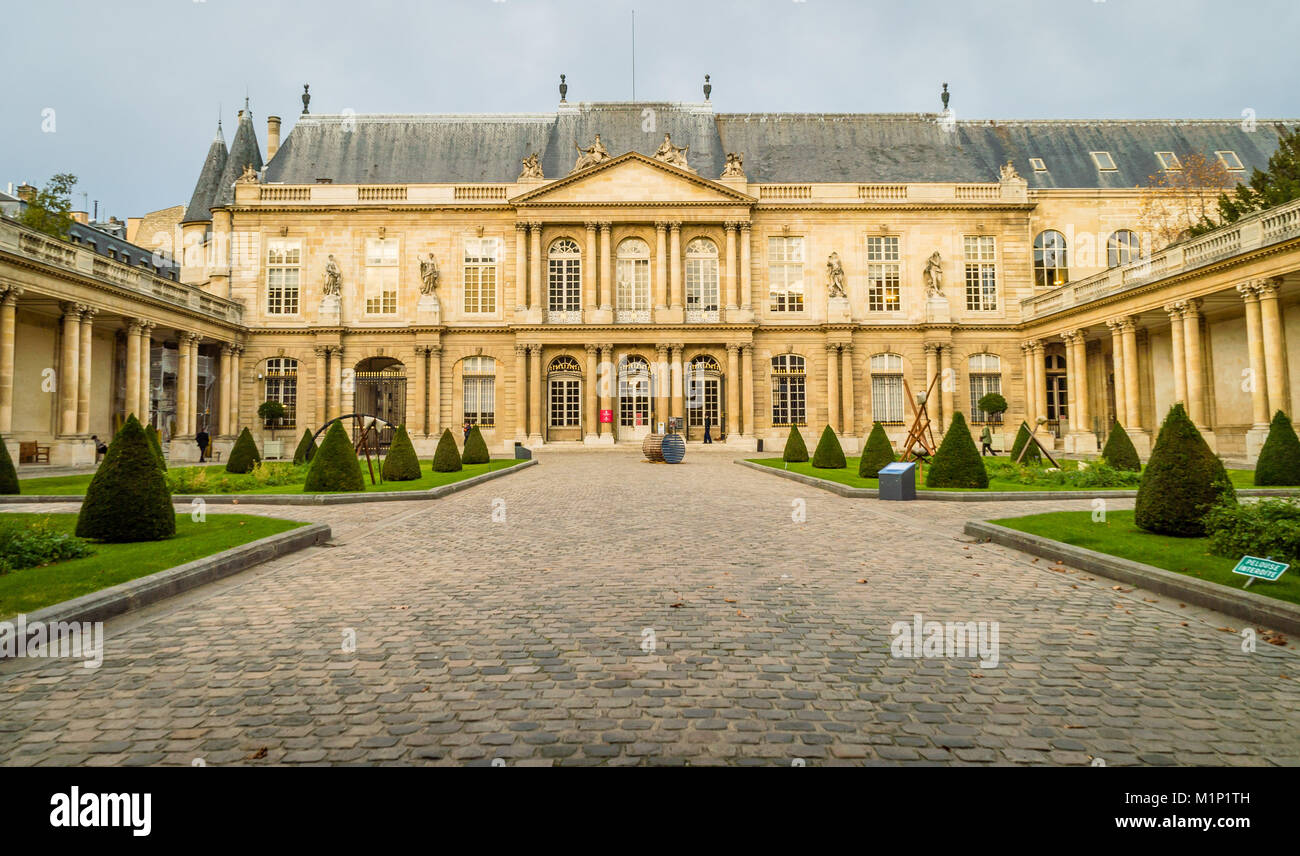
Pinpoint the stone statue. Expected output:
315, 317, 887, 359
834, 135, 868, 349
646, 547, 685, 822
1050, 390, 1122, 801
237, 164, 259, 183
826, 252, 846, 298
924, 251, 944, 297
419, 253, 440, 296
721, 152, 745, 179
322, 254, 342, 296
519, 153, 544, 180
572, 134, 611, 172
302, 84, 310, 115
654, 133, 690, 169
999, 160, 1020, 181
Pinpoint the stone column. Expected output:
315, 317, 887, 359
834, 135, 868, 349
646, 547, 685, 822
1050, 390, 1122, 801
1021, 341, 1038, 428
599, 223, 613, 312
741, 345, 755, 437
515, 223, 529, 312
124, 321, 142, 422
655, 222, 669, 310
528, 344, 543, 441
139, 322, 155, 425
514, 345, 528, 440
1059, 332, 1077, 433
670, 343, 684, 420
1164, 302, 1187, 406
1032, 341, 1048, 427
428, 346, 442, 436
584, 222, 599, 314
724, 222, 738, 312
1182, 298, 1207, 428
924, 343, 939, 419
938, 345, 953, 433
330, 345, 344, 420
726, 344, 741, 438
528, 222, 543, 312
841, 343, 855, 437
669, 222, 683, 311
77, 308, 95, 435
584, 344, 598, 440
1258, 278, 1290, 418
826, 344, 840, 433
1106, 321, 1127, 427
739, 223, 752, 311
220, 345, 234, 436
1238, 283, 1270, 428
1072, 331, 1091, 435
411, 345, 427, 436
313, 346, 327, 429
0, 287, 20, 434
188, 334, 201, 436
599, 343, 614, 438
176, 332, 193, 437
58, 303, 82, 436
1120, 320, 1141, 432
229, 346, 243, 432
655, 344, 670, 429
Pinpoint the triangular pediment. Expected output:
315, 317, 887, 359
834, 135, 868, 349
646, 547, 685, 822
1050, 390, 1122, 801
511, 152, 753, 205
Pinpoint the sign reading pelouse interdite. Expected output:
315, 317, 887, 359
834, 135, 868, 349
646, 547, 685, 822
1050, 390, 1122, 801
1231, 555, 1289, 583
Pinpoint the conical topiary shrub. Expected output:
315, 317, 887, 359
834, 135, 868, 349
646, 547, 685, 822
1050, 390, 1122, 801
1101, 422, 1141, 472
859, 422, 896, 479
811, 425, 846, 469
0, 433, 18, 495
1254, 411, 1300, 486
782, 425, 809, 463
303, 420, 364, 492
432, 428, 462, 473
462, 424, 490, 465
1008, 421, 1041, 464
381, 425, 421, 481
76, 415, 175, 542
292, 427, 318, 466
925, 412, 989, 489
226, 427, 261, 474
1135, 403, 1236, 537
145, 423, 166, 471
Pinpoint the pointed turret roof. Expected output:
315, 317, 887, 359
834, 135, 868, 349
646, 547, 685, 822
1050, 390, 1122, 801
213, 109, 263, 208
182, 123, 229, 224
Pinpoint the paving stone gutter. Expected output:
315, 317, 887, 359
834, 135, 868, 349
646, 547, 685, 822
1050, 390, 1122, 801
965, 519, 1300, 636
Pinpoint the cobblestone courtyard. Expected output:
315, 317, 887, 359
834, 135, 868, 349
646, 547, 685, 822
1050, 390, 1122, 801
2, 449, 1297, 766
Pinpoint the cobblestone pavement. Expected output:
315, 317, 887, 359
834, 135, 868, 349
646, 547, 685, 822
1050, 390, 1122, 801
2, 448, 1297, 766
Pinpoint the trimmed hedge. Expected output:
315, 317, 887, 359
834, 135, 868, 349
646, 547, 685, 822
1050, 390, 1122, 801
977, 392, 1008, 420
1008, 421, 1041, 464
303, 420, 364, 492
145, 423, 166, 471
1204, 498, 1300, 563
226, 427, 261, 474
75, 415, 175, 543
782, 426, 809, 463
1101, 422, 1141, 472
1254, 410, 1300, 486
859, 422, 896, 479
432, 429, 462, 473
0, 433, 17, 495
811, 425, 846, 469
292, 428, 318, 466
381, 425, 422, 481
462, 424, 490, 465
1135, 403, 1236, 537
925, 412, 989, 489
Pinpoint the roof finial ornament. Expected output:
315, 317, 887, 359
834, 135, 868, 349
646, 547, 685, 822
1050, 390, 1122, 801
941, 82, 950, 111
559, 74, 568, 103
301, 84, 310, 115
703, 74, 711, 102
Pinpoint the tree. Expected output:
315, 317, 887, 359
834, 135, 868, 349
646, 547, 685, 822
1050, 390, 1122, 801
144, 423, 167, 471
1135, 403, 1236, 537
782, 426, 809, 463
1137, 153, 1237, 249
226, 427, 261, 474
258, 400, 287, 440
811, 425, 846, 469
381, 425, 421, 481
292, 428, 318, 465
1100, 422, 1141, 472
76, 415, 175, 542
303, 421, 364, 492
0, 434, 18, 495
17, 174, 77, 239
462, 424, 490, 465
859, 422, 896, 479
431, 429, 462, 473
977, 392, 1007, 421
925, 412, 989, 489
1254, 410, 1300, 486
1206, 126, 1300, 231
1008, 421, 1041, 464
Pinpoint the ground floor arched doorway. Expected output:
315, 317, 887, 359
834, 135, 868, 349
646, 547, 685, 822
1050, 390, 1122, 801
354, 357, 406, 447
546, 355, 583, 442
685, 354, 723, 442
617, 354, 654, 443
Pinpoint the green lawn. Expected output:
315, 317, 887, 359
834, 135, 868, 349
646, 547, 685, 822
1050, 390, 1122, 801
0, 513, 306, 617
991, 509, 1300, 606
18, 459, 521, 496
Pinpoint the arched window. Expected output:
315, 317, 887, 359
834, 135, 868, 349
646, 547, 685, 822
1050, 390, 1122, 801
264, 357, 298, 429
685, 238, 719, 322
463, 356, 496, 427
770, 354, 806, 427
618, 355, 651, 427
547, 238, 582, 322
616, 238, 651, 323
1107, 230, 1141, 267
968, 353, 1002, 423
547, 355, 582, 428
869, 353, 905, 425
1033, 230, 1069, 287
686, 355, 721, 428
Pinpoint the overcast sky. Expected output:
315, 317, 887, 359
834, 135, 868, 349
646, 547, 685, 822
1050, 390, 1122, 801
5, 0, 1297, 218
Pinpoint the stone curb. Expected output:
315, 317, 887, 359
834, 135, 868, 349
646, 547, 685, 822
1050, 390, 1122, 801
18, 522, 332, 627
1, 459, 536, 507
735, 459, 1300, 502
964, 519, 1300, 636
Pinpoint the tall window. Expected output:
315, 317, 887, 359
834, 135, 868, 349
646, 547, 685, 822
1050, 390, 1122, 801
1045, 353, 1068, 426
264, 357, 298, 428
615, 239, 651, 322
770, 354, 806, 426
463, 238, 498, 315
463, 356, 495, 427
869, 353, 905, 424
685, 238, 720, 321
266, 240, 300, 315
866, 236, 901, 312
547, 355, 582, 428
1107, 230, 1141, 267
968, 353, 1002, 423
686, 355, 721, 428
618, 355, 651, 427
364, 238, 398, 314
547, 238, 581, 321
768, 236, 804, 312
963, 235, 998, 311
1033, 230, 1069, 287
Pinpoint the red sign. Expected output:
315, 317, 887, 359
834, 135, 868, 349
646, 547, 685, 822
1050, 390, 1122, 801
599, 409, 614, 424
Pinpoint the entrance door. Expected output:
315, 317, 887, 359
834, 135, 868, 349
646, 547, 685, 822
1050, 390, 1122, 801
354, 357, 406, 450
686, 355, 722, 441
618, 355, 653, 443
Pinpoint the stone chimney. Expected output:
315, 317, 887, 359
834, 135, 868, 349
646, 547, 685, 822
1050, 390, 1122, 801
267, 115, 281, 160
71, 211, 90, 225
15, 183, 36, 202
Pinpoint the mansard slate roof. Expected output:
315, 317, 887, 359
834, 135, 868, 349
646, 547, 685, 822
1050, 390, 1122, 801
261, 103, 1297, 190
182, 126, 228, 224
212, 111, 264, 208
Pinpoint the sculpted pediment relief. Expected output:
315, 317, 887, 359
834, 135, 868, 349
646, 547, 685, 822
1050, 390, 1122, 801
511, 152, 753, 206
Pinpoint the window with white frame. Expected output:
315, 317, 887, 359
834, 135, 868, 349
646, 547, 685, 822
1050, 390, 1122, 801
1155, 151, 1183, 171
869, 353, 905, 424
686, 355, 721, 428
547, 238, 581, 320
462, 356, 495, 426
463, 238, 499, 315
615, 238, 651, 322
1090, 151, 1117, 171
618, 355, 652, 426
770, 354, 806, 426
685, 238, 720, 320
264, 357, 298, 428
968, 353, 1003, 422
866, 236, 900, 311
1216, 150, 1244, 171
963, 235, 998, 310
265, 240, 300, 315
768, 236, 804, 312
547, 355, 582, 428
364, 238, 398, 314
1033, 230, 1069, 287
1108, 230, 1141, 267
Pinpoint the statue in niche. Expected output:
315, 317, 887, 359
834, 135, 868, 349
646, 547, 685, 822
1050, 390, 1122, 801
572, 134, 611, 171
923, 251, 945, 297
999, 160, 1021, 181
519, 152, 544, 180
419, 253, 440, 296
721, 152, 745, 179
322, 254, 342, 296
653, 133, 690, 169
826, 252, 846, 298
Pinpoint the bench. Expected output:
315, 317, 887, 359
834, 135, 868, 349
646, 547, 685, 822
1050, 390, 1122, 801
19, 441, 50, 464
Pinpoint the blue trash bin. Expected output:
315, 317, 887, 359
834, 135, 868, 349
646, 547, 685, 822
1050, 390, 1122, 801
878, 461, 916, 501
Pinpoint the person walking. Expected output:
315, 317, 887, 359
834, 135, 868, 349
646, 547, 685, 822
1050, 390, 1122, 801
463, 420, 471, 443
703, 417, 713, 444
196, 428, 210, 462
91, 435, 108, 463
980, 425, 996, 457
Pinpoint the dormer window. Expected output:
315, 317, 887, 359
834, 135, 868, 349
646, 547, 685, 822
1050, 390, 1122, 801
1090, 151, 1117, 171
1028, 158, 1047, 171
1216, 150, 1244, 170
1155, 151, 1182, 170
